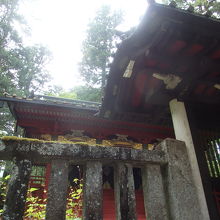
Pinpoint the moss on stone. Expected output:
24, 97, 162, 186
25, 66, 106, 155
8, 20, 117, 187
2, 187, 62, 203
1, 136, 106, 147
1, 136, 142, 149
2, 136, 42, 142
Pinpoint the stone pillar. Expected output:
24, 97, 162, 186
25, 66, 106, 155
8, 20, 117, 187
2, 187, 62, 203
142, 164, 168, 220
114, 163, 137, 220
2, 158, 32, 220
169, 98, 210, 219
160, 139, 204, 219
46, 159, 69, 220
83, 161, 103, 220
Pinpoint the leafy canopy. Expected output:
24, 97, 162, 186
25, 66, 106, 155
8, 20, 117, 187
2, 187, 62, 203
0, 0, 51, 135
79, 5, 123, 93
47, 85, 101, 102
162, 0, 220, 17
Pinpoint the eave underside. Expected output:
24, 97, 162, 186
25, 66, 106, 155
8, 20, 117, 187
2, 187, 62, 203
100, 3, 220, 125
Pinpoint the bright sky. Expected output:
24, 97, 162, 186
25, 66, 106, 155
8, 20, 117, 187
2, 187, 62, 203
19, 0, 148, 89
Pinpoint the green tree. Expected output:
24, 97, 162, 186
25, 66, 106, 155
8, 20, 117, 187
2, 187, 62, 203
79, 5, 123, 96
1, 45, 51, 97
0, 0, 51, 136
0, 0, 51, 97
47, 85, 101, 102
73, 86, 102, 102
14, 45, 51, 96
162, 0, 220, 17
46, 86, 77, 100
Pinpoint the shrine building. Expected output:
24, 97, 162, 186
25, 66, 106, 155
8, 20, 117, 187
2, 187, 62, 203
0, 2, 220, 220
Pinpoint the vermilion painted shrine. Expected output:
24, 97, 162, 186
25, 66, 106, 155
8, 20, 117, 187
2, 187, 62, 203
0, 2, 220, 220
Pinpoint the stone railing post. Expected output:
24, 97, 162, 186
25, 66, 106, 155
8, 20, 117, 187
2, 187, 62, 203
45, 159, 69, 220
83, 161, 103, 220
142, 164, 168, 220
2, 158, 32, 220
114, 163, 137, 220
159, 138, 203, 220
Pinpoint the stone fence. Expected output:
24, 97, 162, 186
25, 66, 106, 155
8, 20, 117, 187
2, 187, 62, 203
0, 138, 202, 220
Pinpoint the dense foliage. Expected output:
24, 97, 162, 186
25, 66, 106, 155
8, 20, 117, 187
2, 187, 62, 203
163, 0, 220, 17
0, 175, 10, 212
79, 5, 123, 98
0, 175, 83, 219
24, 182, 82, 220
73, 86, 102, 102
0, 0, 51, 136
47, 85, 101, 102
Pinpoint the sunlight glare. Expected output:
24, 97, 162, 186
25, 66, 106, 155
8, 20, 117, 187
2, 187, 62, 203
19, 0, 148, 89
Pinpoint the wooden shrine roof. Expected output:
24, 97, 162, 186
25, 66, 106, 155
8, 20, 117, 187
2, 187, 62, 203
0, 95, 173, 143
100, 3, 220, 124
